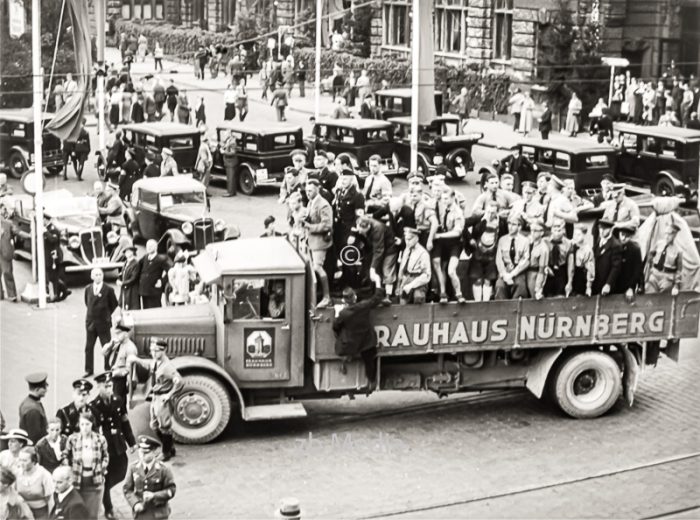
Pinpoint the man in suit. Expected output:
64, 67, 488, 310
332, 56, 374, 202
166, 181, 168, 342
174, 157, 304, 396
44, 217, 70, 302
538, 101, 552, 140
138, 239, 170, 309
50, 465, 89, 520
592, 218, 622, 295
303, 180, 333, 307
117, 241, 140, 310
84, 267, 118, 376
35, 418, 67, 474
333, 284, 386, 385
0, 205, 17, 302
614, 223, 644, 299
123, 435, 177, 519
56, 379, 94, 437
19, 372, 49, 444
91, 372, 136, 520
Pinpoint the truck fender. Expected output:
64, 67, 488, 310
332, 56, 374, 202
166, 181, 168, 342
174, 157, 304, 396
10, 145, 30, 161
525, 348, 563, 398
620, 344, 640, 407
169, 355, 246, 415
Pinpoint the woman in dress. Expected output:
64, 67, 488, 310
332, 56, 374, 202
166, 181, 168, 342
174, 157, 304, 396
565, 92, 582, 136
108, 86, 121, 130
137, 33, 148, 63
0, 429, 33, 475
518, 91, 535, 136
15, 447, 53, 519
0, 468, 33, 520
119, 85, 132, 125
63, 412, 109, 520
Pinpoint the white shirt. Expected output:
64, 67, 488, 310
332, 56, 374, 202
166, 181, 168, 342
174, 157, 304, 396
48, 437, 62, 460
57, 486, 74, 504
93, 283, 103, 296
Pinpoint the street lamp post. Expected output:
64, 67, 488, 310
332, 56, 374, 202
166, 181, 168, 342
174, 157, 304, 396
314, 0, 322, 121
409, 0, 420, 174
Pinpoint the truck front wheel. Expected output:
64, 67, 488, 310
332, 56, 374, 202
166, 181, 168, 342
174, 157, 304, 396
172, 374, 232, 444
552, 351, 622, 419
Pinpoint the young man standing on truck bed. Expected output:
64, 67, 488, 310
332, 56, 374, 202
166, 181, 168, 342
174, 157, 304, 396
526, 220, 549, 300
614, 223, 645, 299
494, 213, 530, 300
592, 218, 622, 296
397, 227, 431, 304
432, 188, 466, 303
645, 220, 682, 296
544, 220, 572, 297
566, 224, 595, 297
602, 183, 640, 230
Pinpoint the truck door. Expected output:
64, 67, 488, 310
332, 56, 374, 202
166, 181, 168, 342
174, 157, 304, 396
223, 276, 292, 383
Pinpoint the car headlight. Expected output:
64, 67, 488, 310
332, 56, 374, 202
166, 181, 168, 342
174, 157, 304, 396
214, 219, 225, 233
68, 235, 81, 249
182, 221, 193, 235
106, 231, 119, 244
455, 156, 463, 164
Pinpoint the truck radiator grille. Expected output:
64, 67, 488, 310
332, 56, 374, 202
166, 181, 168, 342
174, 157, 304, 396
80, 229, 104, 261
141, 336, 206, 357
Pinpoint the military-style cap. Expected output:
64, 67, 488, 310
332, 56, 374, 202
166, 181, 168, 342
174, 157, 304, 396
610, 182, 626, 193
289, 149, 307, 159
115, 321, 132, 332
137, 435, 161, 451
340, 166, 355, 176
407, 172, 426, 184
161, 147, 173, 156
536, 171, 551, 181
150, 338, 168, 350
549, 176, 565, 189
306, 178, 321, 187
521, 181, 536, 191
500, 172, 514, 180
601, 173, 616, 183
25, 372, 48, 386
314, 150, 328, 159
615, 222, 637, 234
598, 218, 615, 228
93, 371, 113, 384
72, 378, 93, 393
403, 227, 420, 237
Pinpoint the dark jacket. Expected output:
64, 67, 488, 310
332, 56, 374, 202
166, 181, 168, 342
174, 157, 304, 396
592, 235, 623, 295
85, 283, 118, 326
56, 402, 96, 437
308, 167, 338, 195
123, 460, 176, 519
137, 254, 170, 297
19, 394, 48, 444
120, 257, 141, 310
614, 240, 644, 294
90, 394, 136, 457
538, 108, 552, 132
36, 434, 68, 474
49, 487, 89, 520
333, 288, 386, 357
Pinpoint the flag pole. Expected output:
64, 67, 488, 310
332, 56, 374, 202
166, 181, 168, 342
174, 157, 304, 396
32, 0, 47, 309
314, 0, 322, 121
409, 0, 420, 174
95, 0, 106, 154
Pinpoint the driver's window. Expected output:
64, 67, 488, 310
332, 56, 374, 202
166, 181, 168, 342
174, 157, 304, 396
224, 278, 287, 321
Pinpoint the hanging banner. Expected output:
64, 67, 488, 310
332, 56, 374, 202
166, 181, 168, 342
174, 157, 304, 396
9, 0, 26, 38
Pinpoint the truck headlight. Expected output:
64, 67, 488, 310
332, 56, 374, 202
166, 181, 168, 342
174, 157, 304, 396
214, 219, 225, 233
182, 222, 193, 235
68, 235, 81, 249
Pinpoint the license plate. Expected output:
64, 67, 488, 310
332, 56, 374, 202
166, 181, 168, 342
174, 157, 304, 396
256, 168, 268, 181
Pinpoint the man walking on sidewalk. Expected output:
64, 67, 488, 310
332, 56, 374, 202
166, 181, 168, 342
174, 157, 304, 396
0, 205, 17, 302
84, 268, 118, 377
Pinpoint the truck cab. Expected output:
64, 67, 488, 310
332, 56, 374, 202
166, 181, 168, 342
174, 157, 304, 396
126, 238, 700, 445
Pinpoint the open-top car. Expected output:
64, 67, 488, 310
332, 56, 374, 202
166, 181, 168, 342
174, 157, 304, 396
389, 114, 483, 180
374, 88, 443, 119
0, 108, 63, 179
126, 176, 239, 251
305, 118, 407, 178
212, 121, 304, 195
11, 189, 126, 273
614, 123, 700, 200
122, 122, 201, 173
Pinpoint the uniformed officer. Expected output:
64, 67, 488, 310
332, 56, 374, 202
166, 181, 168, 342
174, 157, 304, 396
526, 220, 549, 300
494, 213, 530, 300
101, 322, 139, 404
123, 435, 176, 519
544, 219, 572, 297
602, 183, 641, 230
44, 216, 69, 302
645, 220, 683, 295
510, 181, 544, 233
56, 379, 94, 437
91, 371, 136, 520
129, 339, 183, 461
566, 224, 595, 297
19, 372, 49, 444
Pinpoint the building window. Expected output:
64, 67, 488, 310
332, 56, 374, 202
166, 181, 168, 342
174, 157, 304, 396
121, 0, 164, 19
223, 0, 236, 26
493, 0, 513, 61
435, 0, 468, 54
383, 1, 410, 47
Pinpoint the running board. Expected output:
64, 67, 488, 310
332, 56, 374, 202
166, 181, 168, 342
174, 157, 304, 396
242, 403, 308, 421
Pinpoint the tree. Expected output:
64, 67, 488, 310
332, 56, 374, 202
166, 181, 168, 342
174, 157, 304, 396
0, 0, 78, 108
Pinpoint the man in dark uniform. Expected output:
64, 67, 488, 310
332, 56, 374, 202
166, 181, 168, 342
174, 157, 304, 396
308, 151, 338, 196
91, 372, 136, 520
123, 435, 176, 519
44, 217, 70, 302
592, 218, 622, 296
118, 241, 140, 310
56, 379, 94, 437
138, 239, 170, 309
19, 372, 49, 444
614, 223, 644, 299
84, 267, 119, 376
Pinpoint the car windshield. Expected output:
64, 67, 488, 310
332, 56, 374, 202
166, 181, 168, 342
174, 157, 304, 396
159, 191, 206, 208
44, 196, 98, 217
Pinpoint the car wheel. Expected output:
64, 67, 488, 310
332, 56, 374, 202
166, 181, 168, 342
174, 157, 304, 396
238, 165, 255, 195
8, 151, 28, 179
551, 350, 622, 419
172, 374, 232, 444
653, 177, 676, 197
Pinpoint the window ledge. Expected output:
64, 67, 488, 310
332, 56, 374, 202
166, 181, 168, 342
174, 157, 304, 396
380, 44, 410, 53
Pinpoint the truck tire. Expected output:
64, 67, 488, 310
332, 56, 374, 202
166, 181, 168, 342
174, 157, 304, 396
8, 151, 28, 179
552, 350, 622, 419
172, 374, 232, 444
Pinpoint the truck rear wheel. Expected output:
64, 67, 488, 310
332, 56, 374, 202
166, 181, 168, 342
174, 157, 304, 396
172, 374, 231, 444
552, 351, 622, 419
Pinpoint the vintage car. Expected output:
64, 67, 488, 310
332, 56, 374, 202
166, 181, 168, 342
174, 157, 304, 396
125, 176, 239, 251
374, 88, 443, 119
0, 108, 63, 179
614, 123, 700, 200
212, 121, 304, 195
11, 190, 126, 273
305, 118, 407, 178
121, 122, 201, 173
388, 114, 483, 180
480, 137, 618, 193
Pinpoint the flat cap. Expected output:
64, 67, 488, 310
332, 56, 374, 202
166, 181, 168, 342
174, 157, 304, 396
25, 372, 48, 386
161, 147, 173, 156
72, 378, 93, 393
137, 435, 161, 451
290, 149, 307, 158
340, 166, 355, 176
